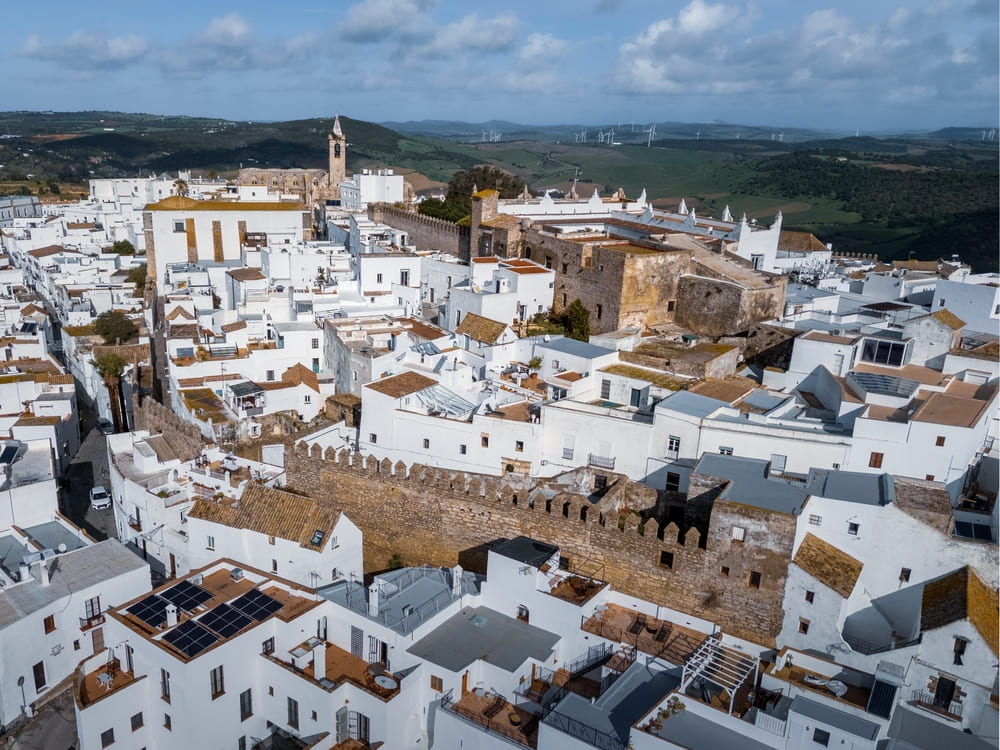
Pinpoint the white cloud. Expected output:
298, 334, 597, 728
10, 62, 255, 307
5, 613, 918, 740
339, 0, 436, 42
678, 0, 736, 35
21, 29, 148, 69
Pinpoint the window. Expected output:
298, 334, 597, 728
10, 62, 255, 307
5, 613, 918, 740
546, 256, 553, 269
311, 338, 319, 349
805, 590, 815, 604
240, 688, 253, 721
812, 727, 830, 746
131, 712, 143, 731
594, 474, 608, 491
173, 221, 185, 233
164, 714, 171, 730
596, 304, 603, 319
272, 559, 278, 573
330, 536, 338, 549
239, 738, 247, 750
376, 273, 383, 283
667, 300, 675, 312
562, 293, 567, 306
732, 526, 746, 543
667, 436, 680, 455
925, 474, 935, 481
160, 669, 170, 702
430, 675, 443, 692
43, 614, 55, 633
311, 358, 319, 372
808, 514, 822, 526
719, 446, 733, 456
954, 637, 968, 665
287, 697, 299, 729
720, 566, 730, 577
847, 522, 860, 536
101, 728, 115, 748
207, 535, 215, 550
210, 665, 224, 699
312, 710, 317, 721
85, 595, 101, 620
268, 686, 274, 696
659, 551, 674, 569
561, 262, 568, 273
268, 535, 276, 545
33, 661, 46, 691
481, 434, 489, 448
368, 433, 377, 445
748, 571, 762, 589
73, 640, 80, 651
261, 636, 275, 654
935, 435, 946, 447
868, 452, 883, 469
515, 440, 524, 453
900, 568, 911, 582
861, 338, 907, 366
422, 438, 430, 449
799, 618, 810, 634
459, 444, 467, 455
665, 472, 680, 492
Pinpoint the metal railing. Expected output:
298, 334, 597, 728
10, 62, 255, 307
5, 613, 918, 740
79, 613, 105, 630
844, 633, 921, 655
911, 690, 963, 718
588, 454, 616, 470
752, 708, 787, 736
440, 690, 535, 748
543, 709, 625, 750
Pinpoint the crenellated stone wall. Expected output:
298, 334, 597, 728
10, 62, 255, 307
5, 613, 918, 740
368, 204, 471, 260
132, 393, 204, 462
285, 443, 793, 644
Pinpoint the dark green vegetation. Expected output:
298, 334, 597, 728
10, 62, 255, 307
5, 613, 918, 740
94, 310, 138, 344
0, 111, 995, 269
418, 165, 526, 222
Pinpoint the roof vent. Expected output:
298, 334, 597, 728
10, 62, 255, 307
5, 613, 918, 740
231, 567, 245, 582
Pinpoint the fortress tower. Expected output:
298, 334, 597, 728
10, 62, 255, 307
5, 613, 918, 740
328, 115, 346, 190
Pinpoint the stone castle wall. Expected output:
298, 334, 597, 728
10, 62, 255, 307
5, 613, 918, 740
132, 394, 204, 462
369, 204, 470, 261
285, 444, 791, 644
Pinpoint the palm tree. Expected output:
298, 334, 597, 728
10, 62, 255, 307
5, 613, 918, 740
173, 178, 189, 197
93, 353, 127, 433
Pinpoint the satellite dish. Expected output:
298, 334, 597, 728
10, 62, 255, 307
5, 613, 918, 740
57, 543, 67, 553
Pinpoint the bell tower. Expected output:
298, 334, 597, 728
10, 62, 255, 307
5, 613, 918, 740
328, 115, 346, 191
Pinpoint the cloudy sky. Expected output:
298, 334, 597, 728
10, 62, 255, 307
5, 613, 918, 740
5, 0, 997, 131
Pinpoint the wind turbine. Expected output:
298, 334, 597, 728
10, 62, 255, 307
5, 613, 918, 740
607, 127, 615, 145
645, 124, 657, 147
695, 130, 701, 140
778, 133, 785, 143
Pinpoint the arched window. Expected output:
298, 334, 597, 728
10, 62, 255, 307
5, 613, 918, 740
334, 143, 341, 158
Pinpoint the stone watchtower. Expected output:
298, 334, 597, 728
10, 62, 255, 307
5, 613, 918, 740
327, 115, 346, 190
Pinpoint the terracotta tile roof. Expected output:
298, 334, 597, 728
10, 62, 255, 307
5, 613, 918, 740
365, 371, 436, 398
481, 214, 521, 229
892, 259, 939, 272
930, 309, 966, 330
20, 303, 47, 316
221, 320, 248, 333
779, 230, 828, 253
792, 533, 863, 599
552, 370, 584, 383
169, 324, 200, 342
455, 312, 508, 345
282, 363, 319, 392
27, 245, 70, 258
226, 268, 266, 282
146, 196, 305, 211
687, 376, 757, 404
93, 342, 151, 365
395, 317, 446, 341
189, 483, 340, 550
165, 307, 195, 321
471, 258, 500, 264
921, 567, 998, 655
177, 373, 243, 388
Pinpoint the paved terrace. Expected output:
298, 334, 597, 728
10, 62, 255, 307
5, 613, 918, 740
581, 603, 709, 664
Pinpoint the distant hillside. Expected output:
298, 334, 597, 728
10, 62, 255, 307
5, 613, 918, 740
0, 111, 996, 270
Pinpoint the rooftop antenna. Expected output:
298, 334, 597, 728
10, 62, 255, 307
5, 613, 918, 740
644, 123, 657, 147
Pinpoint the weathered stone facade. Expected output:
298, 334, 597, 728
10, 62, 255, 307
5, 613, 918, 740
284, 444, 795, 644
368, 204, 470, 260
132, 393, 204, 462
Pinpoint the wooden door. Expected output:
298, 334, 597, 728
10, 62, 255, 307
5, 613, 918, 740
92, 627, 104, 655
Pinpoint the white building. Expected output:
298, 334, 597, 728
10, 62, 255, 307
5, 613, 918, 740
339, 169, 405, 211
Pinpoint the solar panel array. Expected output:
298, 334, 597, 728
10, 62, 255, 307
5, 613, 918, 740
199, 603, 253, 638
161, 580, 213, 612
162, 619, 219, 658
127, 595, 168, 628
231, 589, 283, 621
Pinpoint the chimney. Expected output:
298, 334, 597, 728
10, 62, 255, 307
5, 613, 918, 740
38, 561, 50, 586
165, 603, 178, 627
18, 562, 31, 582
452, 565, 464, 597
368, 582, 380, 617
313, 641, 327, 681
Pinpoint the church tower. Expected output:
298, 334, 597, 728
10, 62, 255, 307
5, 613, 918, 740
327, 115, 346, 191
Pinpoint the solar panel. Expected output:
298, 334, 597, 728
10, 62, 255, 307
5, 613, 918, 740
231, 589, 283, 621
200, 603, 252, 638
162, 619, 219, 657
161, 580, 212, 612
127, 595, 168, 627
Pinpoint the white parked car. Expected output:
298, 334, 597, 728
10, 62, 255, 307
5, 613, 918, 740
89, 485, 111, 511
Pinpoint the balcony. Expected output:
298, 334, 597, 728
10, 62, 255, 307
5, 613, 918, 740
587, 454, 615, 470
581, 603, 709, 665
128, 516, 142, 533
77, 656, 137, 708
78, 613, 105, 631
911, 689, 963, 720
441, 689, 539, 748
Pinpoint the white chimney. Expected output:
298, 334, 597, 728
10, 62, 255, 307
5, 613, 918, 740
38, 561, 50, 586
165, 603, 178, 627
18, 563, 30, 582
452, 565, 463, 597
313, 641, 327, 681
368, 582, 380, 617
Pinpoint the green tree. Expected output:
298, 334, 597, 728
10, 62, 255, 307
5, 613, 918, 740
126, 263, 147, 289
92, 353, 127, 432
417, 165, 527, 225
94, 310, 137, 344
565, 299, 591, 341
173, 178, 188, 197
111, 239, 135, 255
46, 180, 61, 195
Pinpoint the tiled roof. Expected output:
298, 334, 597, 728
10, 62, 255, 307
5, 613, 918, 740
146, 196, 305, 211
27, 245, 68, 258
93, 343, 151, 365
455, 312, 508, 345
929, 309, 965, 330
165, 307, 195, 321
282, 363, 319, 392
169, 324, 200, 342
221, 320, 247, 333
366, 371, 436, 398
189, 483, 340, 550
792, 533, 863, 598
778, 230, 828, 253
921, 567, 998, 655
20, 303, 47, 316
226, 268, 266, 282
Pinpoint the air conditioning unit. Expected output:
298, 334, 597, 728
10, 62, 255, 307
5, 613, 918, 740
231, 567, 245, 582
